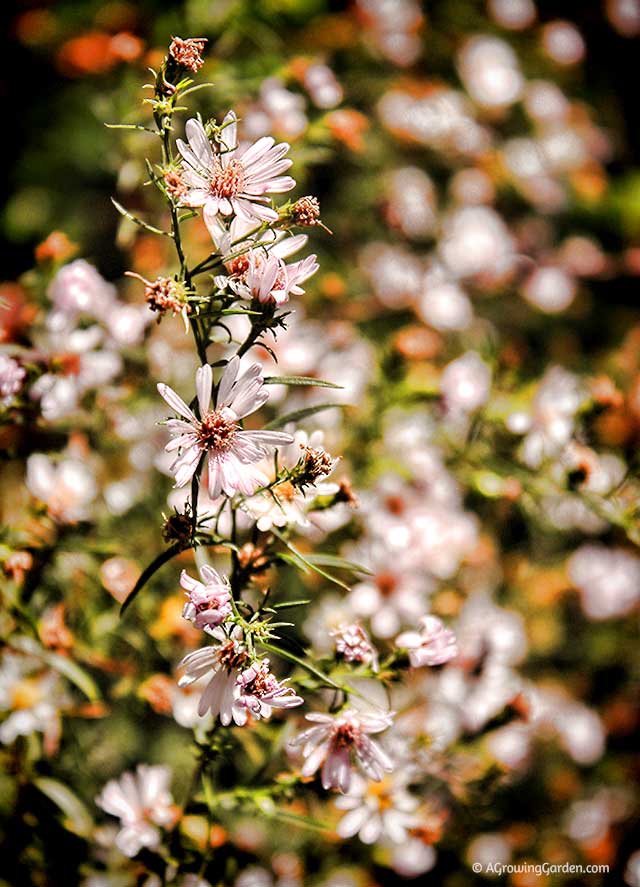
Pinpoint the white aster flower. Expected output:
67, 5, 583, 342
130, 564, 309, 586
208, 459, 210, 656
180, 564, 233, 632
396, 615, 459, 667
26, 453, 97, 523
232, 658, 303, 726
0, 354, 26, 406
290, 708, 394, 793
440, 351, 491, 413
95, 764, 175, 858
568, 544, 640, 620
158, 356, 293, 499
177, 114, 295, 229
230, 249, 319, 306
0, 652, 67, 751
335, 772, 419, 844
178, 626, 249, 725
331, 622, 378, 669
245, 481, 311, 531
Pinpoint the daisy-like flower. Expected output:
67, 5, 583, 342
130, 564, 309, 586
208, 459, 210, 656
176, 114, 295, 228
230, 250, 319, 306
208, 216, 318, 306
396, 615, 458, 667
232, 658, 303, 726
291, 708, 394, 793
95, 764, 175, 858
178, 626, 250, 725
335, 772, 420, 845
26, 453, 97, 523
158, 356, 293, 499
180, 564, 232, 632
244, 480, 310, 532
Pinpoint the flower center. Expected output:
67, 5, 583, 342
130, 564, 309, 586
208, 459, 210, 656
334, 721, 359, 748
210, 158, 245, 200
198, 410, 239, 452
376, 572, 397, 597
218, 640, 249, 672
244, 668, 275, 698
276, 481, 297, 503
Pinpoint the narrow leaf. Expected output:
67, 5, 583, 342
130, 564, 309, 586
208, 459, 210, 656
219, 308, 262, 316
264, 402, 345, 430
263, 375, 343, 390
305, 554, 372, 575
34, 778, 94, 837
272, 530, 350, 591
111, 199, 172, 237
259, 641, 345, 693
120, 542, 183, 615
42, 651, 100, 701
272, 599, 311, 610
105, 123, 156, 134
267, 808, 330, 832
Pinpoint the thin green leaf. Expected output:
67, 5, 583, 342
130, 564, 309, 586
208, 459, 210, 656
180, 82, 217, 98
259, 641, 345, 693
267, 808, 330, 832
41, 651, 100, 701
263, 375, 343, 390
120, 542, 183, 616
105, 122, 156, 133
272, 599, 311, 610
275, 552, 309, 573
272, 529, 350, 591
34, 778, 94, 837
305, 553, 373, 575
264, 402, 345, 430
111, 199, 172, 237
219, 308, 262, 316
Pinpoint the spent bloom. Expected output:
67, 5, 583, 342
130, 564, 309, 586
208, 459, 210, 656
232, 659, 303, 726
177, 115, 295, 228
181, 564, 232, 631
158, 356, 293, 499
95, 764, 175, 857
291, 708, 394, 793
396, 616, 458, 667
168, 36, 207, 73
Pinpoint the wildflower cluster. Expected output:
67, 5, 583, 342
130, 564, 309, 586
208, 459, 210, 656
2, 5, 640, 887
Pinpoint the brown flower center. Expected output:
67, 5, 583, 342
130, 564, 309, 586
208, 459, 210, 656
376, 572, 397, 597
334, 722, 359, 748
198, 410, 239, 452
218, 640, 249, 672
210, 158, 245, 200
